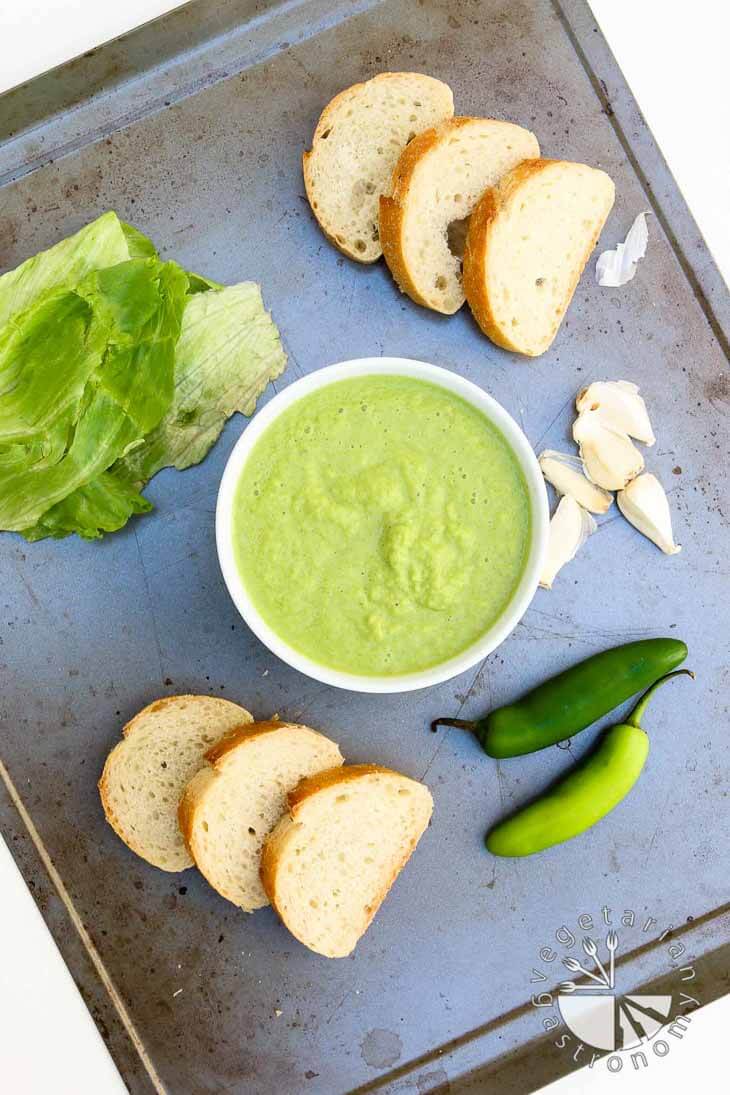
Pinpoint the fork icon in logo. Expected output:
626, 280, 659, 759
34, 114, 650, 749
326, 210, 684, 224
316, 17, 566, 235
606, 930, 619, 988
561, 931, 618, 988
582, 936, 612, 986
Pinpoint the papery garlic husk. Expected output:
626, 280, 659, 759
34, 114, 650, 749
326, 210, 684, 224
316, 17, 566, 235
617, 473, 681, 555
595, 211, 650, 287
573, 411, 645, 491
575, 380, 655, 445
538, 450, 614, 514
539, 495, 597, 590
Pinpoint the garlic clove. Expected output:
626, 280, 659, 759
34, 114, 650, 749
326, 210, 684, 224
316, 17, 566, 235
575, 380, 655, 445
538, 450, 614, 514
617, 473, 681, 555
573, 412, 645, 491
539, 495, 597, 590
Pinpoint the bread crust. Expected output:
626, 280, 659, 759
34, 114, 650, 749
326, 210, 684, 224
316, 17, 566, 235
177, 765, 215, 862
98, 740, 140, 860
462, 165, 522, 351
260, 765, 433, 957
179, 722, 344, 909
379, 117, 479, 311
259, 765, 371, 899
119, 694, 250, 739
204, 718, 288, 765
287, 762, 388, 811
177, 721, 294, 858
99, 695, 252, 871
380, 118, 542, 315
302, 149, 376, 264
463, 158, 615, 356
303, 73, 453, 263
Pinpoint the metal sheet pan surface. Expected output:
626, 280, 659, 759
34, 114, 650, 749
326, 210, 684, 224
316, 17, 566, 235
1, 1, 728, 1092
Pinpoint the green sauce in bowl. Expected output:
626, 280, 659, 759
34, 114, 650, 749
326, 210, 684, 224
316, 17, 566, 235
232, 375, 531, 676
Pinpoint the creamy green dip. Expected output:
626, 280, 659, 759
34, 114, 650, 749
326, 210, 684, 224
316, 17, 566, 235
233, 375, 531, 676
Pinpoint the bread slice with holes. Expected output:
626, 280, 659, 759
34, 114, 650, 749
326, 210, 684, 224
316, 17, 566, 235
261, 765, 433, 958
179, 721, 343, 911
303, 72, 454, 263
463, 158, 615, 356
99, 695, 253, 872
379, 117, 539, 313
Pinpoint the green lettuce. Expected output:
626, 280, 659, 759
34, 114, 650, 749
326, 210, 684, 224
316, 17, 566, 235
24, 284, 286, 541
117, 282, 286, 485
21, 473, 152, 542
0, 213, 286, 542
0, 258, 188, 531
0, 211, 154, 327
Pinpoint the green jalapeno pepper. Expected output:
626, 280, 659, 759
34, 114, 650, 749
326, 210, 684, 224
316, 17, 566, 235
431, 638, 687, 758
485, 670, 693, 857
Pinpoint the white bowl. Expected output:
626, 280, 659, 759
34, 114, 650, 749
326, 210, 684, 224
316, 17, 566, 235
216, 358, 548, 694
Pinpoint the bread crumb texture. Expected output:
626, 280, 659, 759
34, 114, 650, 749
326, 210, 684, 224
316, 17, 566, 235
303, 73, 454, 262
182, 723, 343, 911
262, 765, 433, 958
464, 159, 615, 355
380, 117, 539, 313
99, 696, 252, 872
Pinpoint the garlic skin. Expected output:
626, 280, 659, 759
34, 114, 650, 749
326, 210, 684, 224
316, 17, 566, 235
573, 412, 645, 491
575, 380, 655, 446
538, 450, 613, 515
595, 211, 650, 287
617, 473, 681, 555
539, 495, 597, 590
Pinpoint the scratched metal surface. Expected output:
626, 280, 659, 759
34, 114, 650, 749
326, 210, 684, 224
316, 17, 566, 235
0, 1, 728, 1092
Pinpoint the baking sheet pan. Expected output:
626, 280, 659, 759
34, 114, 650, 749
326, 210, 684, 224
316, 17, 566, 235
1, 1, 728, 1092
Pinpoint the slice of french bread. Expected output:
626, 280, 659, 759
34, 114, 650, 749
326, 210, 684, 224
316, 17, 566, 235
99, 695, 252, 872
261, 765, 433, 958
379, 117, 539, 313
179, 721, 343, 911
303, 72, 454, 263
463, 158, 615, 356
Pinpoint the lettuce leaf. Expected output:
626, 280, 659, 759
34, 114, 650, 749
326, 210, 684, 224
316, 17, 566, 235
22, 473, 152, 542
89, 259, 189, 434
117, 282, 286, 485
26, 283, 287, 540
0, 257, 187, 531
0, 211, 155, 327
0, 287, 106, 443
0, 213, 286, 542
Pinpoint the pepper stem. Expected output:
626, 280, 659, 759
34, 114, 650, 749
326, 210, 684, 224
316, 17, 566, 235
430, 717, 478, 734
626, 669, 694, 729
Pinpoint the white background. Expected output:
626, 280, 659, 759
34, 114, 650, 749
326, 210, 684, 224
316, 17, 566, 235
1, 2, 728, 1093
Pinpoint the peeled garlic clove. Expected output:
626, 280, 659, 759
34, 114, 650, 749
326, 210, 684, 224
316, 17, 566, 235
573, 412, 645, 491
538, 450, 613, 515
617, 473, 681, 555
575, 380, 655, 445
539, 495, 597, 589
